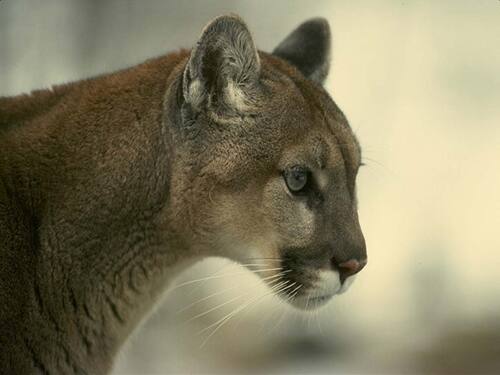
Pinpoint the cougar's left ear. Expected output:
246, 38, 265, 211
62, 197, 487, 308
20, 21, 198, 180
183, 14, 261, 115
273, 18, 331, 85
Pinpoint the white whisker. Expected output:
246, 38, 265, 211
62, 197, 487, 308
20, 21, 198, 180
177, 288, 234, 315
185, 275, 288, 323
270, 286, 300, 334
177, 271, 288, 314
229, 277, 292, 332
171, 267, 285, 290
185, 262, 232, 298
316, 309, 324, 336
285, 284, 302, 300
185, 295, 243, 323
241, 257, 282, 262
198, 281, 296, 347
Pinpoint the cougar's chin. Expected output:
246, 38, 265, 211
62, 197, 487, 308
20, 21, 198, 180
290, 293, 334, 310
281, 269, 357, 311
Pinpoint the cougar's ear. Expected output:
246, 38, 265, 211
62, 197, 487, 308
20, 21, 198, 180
273, 18, 331, 84
183, 14, 261, 115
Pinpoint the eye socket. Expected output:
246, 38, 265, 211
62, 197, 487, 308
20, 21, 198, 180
283, 166, 309, 194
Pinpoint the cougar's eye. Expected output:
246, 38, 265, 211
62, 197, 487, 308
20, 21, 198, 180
284, 166, 309, 194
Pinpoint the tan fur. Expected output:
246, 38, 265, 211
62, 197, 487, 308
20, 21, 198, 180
0, 15, 366, 374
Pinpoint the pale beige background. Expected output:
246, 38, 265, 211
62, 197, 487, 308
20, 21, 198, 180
1, 0, 499, 373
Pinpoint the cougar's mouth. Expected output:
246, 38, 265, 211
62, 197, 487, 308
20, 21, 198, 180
277, 268, 357, 311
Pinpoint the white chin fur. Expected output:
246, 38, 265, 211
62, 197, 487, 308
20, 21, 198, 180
316, 269, 342, 296
338, 275, 356, 294
290, 270, 357, 310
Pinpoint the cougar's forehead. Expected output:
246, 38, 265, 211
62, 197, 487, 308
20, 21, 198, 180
270, 98, 360, 176
260, 54, 361, 168
279, 135, 341, 170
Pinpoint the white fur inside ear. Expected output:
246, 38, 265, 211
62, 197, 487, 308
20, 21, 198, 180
225, 80, 250, 112
187, 79, 205, 110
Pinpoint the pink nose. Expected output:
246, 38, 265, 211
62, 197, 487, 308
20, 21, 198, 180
338, 258, 367, 278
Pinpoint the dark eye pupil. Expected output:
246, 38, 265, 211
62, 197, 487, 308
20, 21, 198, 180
285, 167, 308, 192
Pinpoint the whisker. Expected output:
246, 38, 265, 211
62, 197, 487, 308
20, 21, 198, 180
237, 261, 281, 266
177, 288, 235, 315
260, 282, 297, 336
177, 266, 292, 322
304, 293, 312, 328
307, 289, 320, 330
238, 263, 275, 267
362, 157, 390, 171
203, 281, 296, 337
241, 257, 282, 261
171, 267, 286, 290
181, 272, 290, 323
256, 271, 289, 283
285, 284, 302, 300
267, 284, 303, 335
198, 280, 295, 346
290, 287, 301, 301
316, 309, 324, 336
185, 295, 243, 323
185, 262, 232, 298
177, 270, 289, 314
265, 305, 286, 336
229, 275, 293, 332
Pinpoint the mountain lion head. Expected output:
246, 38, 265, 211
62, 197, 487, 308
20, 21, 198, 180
169, 15, 367, 310
0, 12, 366, 374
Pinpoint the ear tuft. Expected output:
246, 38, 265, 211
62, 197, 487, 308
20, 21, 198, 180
183, 14, 261, 114
273, 18, 331, 84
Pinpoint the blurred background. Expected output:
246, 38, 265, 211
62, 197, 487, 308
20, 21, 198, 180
1, 0, 499, 374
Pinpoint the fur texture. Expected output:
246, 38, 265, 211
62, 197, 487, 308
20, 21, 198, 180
273, 18, 331, 84
0, 15, 366, 374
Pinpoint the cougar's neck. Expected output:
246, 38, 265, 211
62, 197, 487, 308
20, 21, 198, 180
2, 51, 200, 373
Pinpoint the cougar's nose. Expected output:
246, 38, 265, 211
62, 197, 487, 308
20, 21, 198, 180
331, 258, 367, 283
337, 258, 367, 279
330, 222, 367, 282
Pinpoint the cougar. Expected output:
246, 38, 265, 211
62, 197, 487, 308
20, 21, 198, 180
0, 14, 367, 374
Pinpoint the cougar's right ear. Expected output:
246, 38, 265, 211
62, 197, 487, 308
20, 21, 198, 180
183, 14, 261, 115
273, 18, 331, 85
